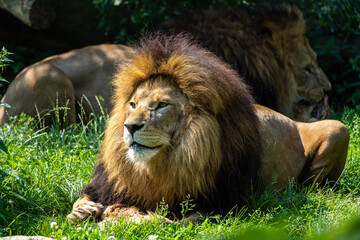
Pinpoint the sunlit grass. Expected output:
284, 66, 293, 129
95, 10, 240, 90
0, 107, 359, 239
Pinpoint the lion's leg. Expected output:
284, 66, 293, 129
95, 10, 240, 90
297, 120, 349, 186
0, 62, 76, 125
67, 195, 104, 221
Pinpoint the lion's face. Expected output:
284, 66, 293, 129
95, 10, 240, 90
292, 38, 331, 122
123, 78, 187, 162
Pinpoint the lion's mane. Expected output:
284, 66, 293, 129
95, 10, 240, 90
158, 4, 308, 119
82, 34, 262, 215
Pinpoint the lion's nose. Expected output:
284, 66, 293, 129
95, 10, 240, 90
124, 123, 144, 135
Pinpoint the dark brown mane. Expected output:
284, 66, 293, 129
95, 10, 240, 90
158, 4, 306, 116
82, 34, 262, 216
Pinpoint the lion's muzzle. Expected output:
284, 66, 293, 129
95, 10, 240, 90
124, 122, 145, 136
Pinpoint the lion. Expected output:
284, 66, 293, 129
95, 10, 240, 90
67, 34, 349, 223
158, 4, 331, 122
0, 44, 130, 126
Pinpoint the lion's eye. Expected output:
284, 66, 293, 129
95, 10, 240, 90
130, 102, 136, 108
304, 66, 312, 73
156, 102, 168, 110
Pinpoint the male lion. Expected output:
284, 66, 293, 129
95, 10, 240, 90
158, 4, 331, 122
67, 34, 349, 223
0, 44, 130, 125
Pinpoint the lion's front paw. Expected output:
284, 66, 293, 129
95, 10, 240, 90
67, 196, 104, 221
102, 204, 173, 224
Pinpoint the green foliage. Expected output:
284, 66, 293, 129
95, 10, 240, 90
92, 0, 253, 44
335, 106, 360, 195
297, 0, 360, 107
0, 47, 13, 153
0, 47, 12, 83
0, 47, 12, 93
180, 195, 196, 219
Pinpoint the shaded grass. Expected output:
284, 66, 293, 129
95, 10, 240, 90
0, 107, 359, 239
336, 106, 360, 195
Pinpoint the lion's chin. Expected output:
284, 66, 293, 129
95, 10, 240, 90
126, 143, 161, 162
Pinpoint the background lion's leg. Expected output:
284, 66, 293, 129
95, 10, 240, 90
0, 62, 76, 126
297, 120, 350, 186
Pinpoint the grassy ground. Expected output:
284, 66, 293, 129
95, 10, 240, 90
0, 107, 359, 240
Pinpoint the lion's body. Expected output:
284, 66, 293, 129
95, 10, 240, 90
159, 4, 331, 122
256, 104, 349, 189
0, 44, 130, 125
68, 35, 349, 222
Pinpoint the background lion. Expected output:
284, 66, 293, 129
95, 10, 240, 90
67, 34, 349, 223
0, 44, 130, 126
159, 4, 331, 122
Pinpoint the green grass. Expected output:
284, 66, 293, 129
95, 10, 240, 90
0, 107, 359, 240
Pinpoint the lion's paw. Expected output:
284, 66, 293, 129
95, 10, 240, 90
102, 204, 173, 224
67, 197, 103, 221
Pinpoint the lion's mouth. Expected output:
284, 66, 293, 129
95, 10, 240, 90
310, 95, 329, 120
130, 142, 162, 151
297, 95, 329, 122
